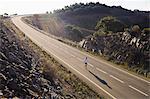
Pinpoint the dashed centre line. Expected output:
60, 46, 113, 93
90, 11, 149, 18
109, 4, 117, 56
96, 67, 108, 74
88, 63, 94, 67
129, 85, 148, 96
110, 75, 124, 83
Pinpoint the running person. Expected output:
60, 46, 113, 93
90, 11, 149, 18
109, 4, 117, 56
84, 57, 88, 69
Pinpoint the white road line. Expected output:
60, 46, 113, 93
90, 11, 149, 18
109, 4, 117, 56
96, 67, 108, 74
110, 75, 124, 84
88, 58, 150, 84
75, 57, 108, 75
76, 57, 108, 75
70, 54, 76, 57
129, 85, 148, 96
88, 63, 94, 67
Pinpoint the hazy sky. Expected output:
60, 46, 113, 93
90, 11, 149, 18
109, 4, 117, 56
0, 0, 149, 15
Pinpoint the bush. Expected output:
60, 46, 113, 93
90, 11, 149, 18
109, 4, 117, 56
64, 25, 83, 41
95, 16, 125, 34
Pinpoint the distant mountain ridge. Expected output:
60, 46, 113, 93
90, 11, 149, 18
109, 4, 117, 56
54, 2, 149, 29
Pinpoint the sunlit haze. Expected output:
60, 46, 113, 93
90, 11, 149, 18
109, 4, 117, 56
0, 0, 149, 15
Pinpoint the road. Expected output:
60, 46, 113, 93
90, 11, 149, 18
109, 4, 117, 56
12, 16, 150, 99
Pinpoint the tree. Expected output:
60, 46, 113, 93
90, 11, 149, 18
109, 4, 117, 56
0, 15, 3, 19
46, 11, 49, 14
64, 25, 83, 41
95, 16, 125, 34
130, 25, 141, 37
4, 13, 8, 16
132, 25, 140, 32
3, 13, 9, 18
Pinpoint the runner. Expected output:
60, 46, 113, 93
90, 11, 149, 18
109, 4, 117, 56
84, 57, 88, 69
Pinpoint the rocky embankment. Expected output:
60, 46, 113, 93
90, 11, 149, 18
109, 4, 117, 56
0, 20, 64, 98
81, 26, 150, 78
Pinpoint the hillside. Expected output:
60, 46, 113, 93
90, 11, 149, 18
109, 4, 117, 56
24, 14, 94, 42
54, 2, 149, 30
24, 2, 149, 42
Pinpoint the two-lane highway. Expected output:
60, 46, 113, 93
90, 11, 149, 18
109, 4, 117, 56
12, 16, 150, 99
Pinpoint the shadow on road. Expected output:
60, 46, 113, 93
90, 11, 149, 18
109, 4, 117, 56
88, 70, 112, 89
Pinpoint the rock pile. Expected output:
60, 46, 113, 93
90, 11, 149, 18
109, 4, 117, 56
0, 22, 63, 98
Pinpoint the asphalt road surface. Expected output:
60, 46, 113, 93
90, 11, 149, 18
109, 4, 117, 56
12, 16, 150, 99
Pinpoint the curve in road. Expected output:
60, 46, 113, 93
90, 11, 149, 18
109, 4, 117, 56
12, 16, 150, 99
